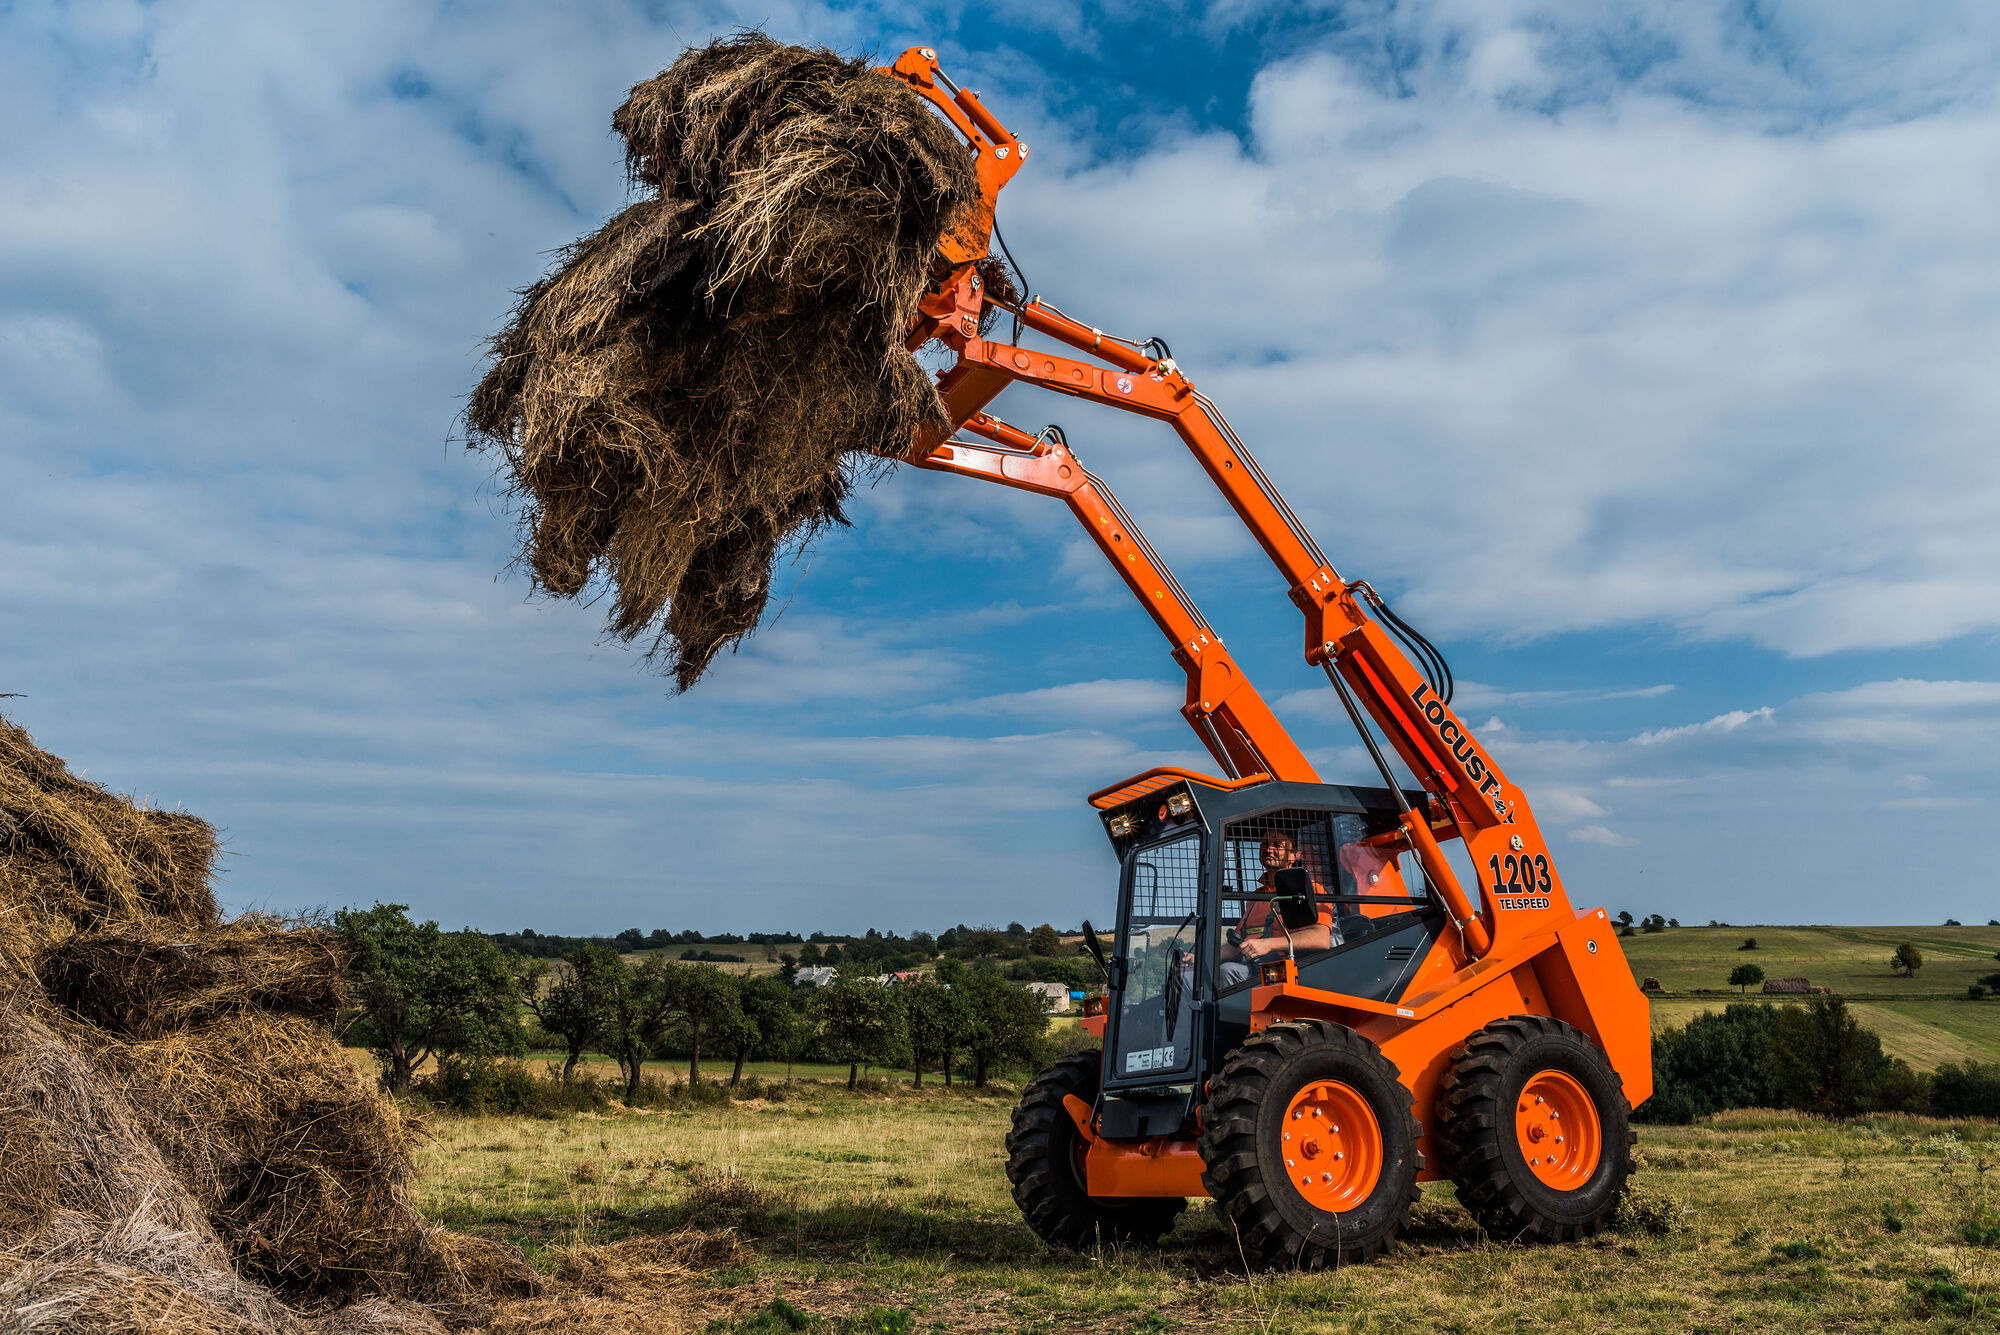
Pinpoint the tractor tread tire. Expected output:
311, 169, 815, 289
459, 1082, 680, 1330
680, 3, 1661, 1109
1005, 1050, 1185, 1251
1195, 1020, 1422, 1269
1437, 1014, 1637, 1244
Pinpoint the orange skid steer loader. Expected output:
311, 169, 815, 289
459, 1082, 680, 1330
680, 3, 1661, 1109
876, 48, 1651, 1266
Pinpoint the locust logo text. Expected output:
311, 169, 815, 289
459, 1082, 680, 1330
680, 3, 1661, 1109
1410, 682, 1506, 814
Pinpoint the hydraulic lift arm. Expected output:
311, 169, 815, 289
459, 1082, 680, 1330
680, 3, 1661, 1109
915, 415, 1317, 785
879, 48, 1581, 959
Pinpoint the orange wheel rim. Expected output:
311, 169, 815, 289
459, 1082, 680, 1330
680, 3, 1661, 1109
1515, 1070, 1601, 1189
1279, 1080, 1382, 1212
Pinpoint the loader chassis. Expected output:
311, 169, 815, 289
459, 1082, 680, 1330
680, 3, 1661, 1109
868, 47, 1653, 1265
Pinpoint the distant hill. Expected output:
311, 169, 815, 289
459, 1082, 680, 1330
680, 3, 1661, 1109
1619, 924, 2000, 1070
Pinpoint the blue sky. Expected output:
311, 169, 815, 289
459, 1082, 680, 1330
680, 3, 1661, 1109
3, 0, 1996, 935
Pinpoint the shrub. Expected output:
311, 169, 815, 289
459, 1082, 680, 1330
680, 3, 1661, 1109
1770, 996, 1927, 1115
1739, 937, 1759, 951
415, 1057, 611, 1116
1930, 1062, 2000, 1118
1639, 1004, 1781, 1124
1971, 984, 1991, 1000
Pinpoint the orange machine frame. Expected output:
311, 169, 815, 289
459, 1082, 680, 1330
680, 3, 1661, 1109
877, 49, 1650, 1196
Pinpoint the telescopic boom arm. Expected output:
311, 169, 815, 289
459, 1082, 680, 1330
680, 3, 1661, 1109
918, 418, 1316, 785
879, 48, 1583, 960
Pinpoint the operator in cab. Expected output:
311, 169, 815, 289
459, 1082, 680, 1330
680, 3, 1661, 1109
1218, 830, 1337, 988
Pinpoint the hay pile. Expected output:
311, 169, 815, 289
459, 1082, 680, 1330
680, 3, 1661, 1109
0, 711, 540, 1332
469, 34, 1002, 689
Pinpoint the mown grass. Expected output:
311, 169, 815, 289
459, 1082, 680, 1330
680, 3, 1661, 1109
414, 1082, 2000, 1333
1619, 924, 2000, 998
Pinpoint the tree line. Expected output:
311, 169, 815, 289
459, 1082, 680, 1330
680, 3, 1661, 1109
1641, 996, 2000, 1123
332, 903, 1059, 1098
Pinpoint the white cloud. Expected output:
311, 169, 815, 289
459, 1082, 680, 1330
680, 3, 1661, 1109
993, 4, 2000, 658
1632, 707, 1775, 746
5, 0, 1999, 932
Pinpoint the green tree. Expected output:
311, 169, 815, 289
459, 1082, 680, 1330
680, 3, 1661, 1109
904, 975, 968, 1088
661, 963, 742, 1085
811, 974, 908, 1089
730, 975, 802, 1087
334, 903, 524, 1093
603, 955, 676, 1103
1028, 923, 1062, 957
1641, 914, 1666, 934
956, 968, 1051, 1087
1638, 1003, 1782, 1124
798, 941, 823, 967
1893, 942, 1924, 976
1769, 996, 1907, 1116
1729, 963, 1766, 995
517, 942, 621, 1084
1616, 911, 1635, 938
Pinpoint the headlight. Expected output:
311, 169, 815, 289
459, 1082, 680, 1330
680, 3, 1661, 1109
1108, 813, 1136, 837
1166, 792, 1193, 817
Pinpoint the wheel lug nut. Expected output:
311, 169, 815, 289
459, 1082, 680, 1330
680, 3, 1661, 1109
1321, 1172, 1331, 1183
1335, 1153, 1344, 1161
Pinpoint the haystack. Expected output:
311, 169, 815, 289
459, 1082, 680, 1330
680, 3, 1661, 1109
0, 710, 541, 1331
469, 34, 1000, 689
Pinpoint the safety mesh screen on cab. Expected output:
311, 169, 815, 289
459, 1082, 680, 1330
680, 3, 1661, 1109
1129, 835, 1202, 926
1219, 809, 1364, 918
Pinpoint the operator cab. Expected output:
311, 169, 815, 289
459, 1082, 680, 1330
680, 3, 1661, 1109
1089, 769, 1445, 1141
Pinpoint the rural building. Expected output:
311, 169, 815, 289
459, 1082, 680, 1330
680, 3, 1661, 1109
793, 966, 837, 987
1763, 977, 1831, 995
1026, 981, 1072, 1012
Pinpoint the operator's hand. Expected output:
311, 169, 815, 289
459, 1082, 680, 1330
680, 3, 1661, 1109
1238, 937, 1277, 961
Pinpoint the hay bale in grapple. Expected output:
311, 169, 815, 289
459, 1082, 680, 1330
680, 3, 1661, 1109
468, 34, 981, 689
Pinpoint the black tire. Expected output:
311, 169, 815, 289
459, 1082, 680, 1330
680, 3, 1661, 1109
1196, 1020, 1422, 1268
1438, 1015, 1636, 1243
1005, 1050, 1187, 1250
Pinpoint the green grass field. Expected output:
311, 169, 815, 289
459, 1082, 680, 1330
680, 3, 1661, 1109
413, 1084, 2000, 1332
371, 927, 2000, 1329
1617, 924, 2000, 997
